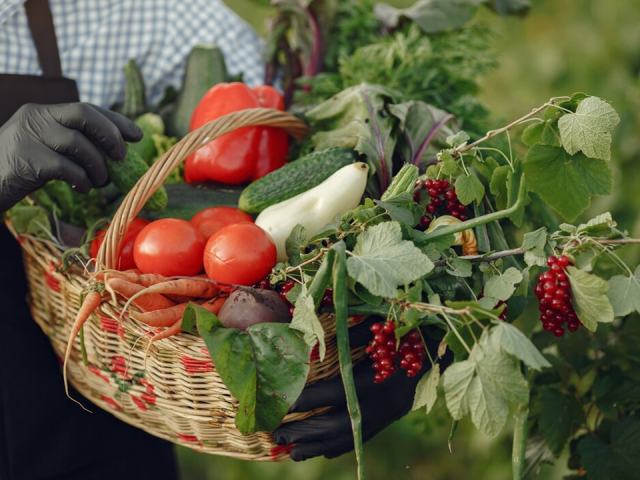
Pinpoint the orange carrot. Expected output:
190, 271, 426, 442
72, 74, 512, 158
106, 278, 175, 312
95, 270, 167, 287
134, 296, 227, 328
144, 319, 183, 360
63, 290, 102, 411
136, 278, 219, 298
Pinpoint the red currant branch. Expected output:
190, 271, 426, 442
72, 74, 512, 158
432, 238, 640, 268
453, 96, 570, 157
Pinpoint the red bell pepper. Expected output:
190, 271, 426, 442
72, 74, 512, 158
184, 83, 289, 184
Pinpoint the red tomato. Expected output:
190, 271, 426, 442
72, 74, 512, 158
190, 207, 254, 240
90, 218, 150, 270
203, 223, 276, 286
133, 219, 206, 276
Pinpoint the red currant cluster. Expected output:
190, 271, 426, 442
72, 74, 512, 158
534, 255, 581, 337
365, 321, 425, 383
415, 179, 468, 229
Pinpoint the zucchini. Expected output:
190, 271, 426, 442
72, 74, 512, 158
105, 147, 167, 211
238, 148, 357, 214
130, 113, 165, 165
380, 164, 419, 201
169, 45, 228, 139
136, 183, 244, 221
122, 59, 146, 119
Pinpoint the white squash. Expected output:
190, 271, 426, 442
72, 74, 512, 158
256, 162, 369, 262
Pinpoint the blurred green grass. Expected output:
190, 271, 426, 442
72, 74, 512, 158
176, 1, 640, 479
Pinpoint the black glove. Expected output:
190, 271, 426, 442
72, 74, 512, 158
0, 103, 143, 212
273, 321, 451, 461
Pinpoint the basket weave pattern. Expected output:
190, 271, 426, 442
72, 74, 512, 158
8, 109, 366, 461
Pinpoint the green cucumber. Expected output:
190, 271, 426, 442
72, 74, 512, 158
130, 113, 165, 165
238, 148, 357, 214
122, 59, 146, 119
136, 183, 244, 221
105, 147, 167, 212
170, 45, 228, 139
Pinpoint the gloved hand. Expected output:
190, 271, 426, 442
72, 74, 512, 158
273, 320, 452, 461
0, 103, 143, 212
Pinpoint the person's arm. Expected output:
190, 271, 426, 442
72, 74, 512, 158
0, 103, 142, 213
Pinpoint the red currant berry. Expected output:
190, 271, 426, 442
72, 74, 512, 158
419, 215, 432, 228
556, 272, 567, 282
288, 305, 295, 317
551, 298, 564, 310
373, 333, 387, 345
431, 196, 442, 207
383, 321, 396, 335
400, 359, 409, 369
372, 362, 382, 371
567, 321, 580, 332
376, 346, 390, 358
543, 281, 557, 293
552, 327, 565, 337
406, 369, 418, 378
547, 256, 558, 266
557, 255, 571, 267
404, 352, 417, 363
445, 189, 457, 200
459, 213, 469, 221
428, 188, 439, 198
425, 179, 434, 188
374, 373, 384, 384
426, 204, 437, 214
371, 323, 383, 334
413, 192, 421, 202
411, 362, 423, 371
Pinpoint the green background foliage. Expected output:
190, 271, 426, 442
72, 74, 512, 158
173, 1, 640, 478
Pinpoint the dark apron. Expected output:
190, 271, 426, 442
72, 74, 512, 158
0, 2, 177, 479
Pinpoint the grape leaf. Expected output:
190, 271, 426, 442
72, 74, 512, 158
291, 288, 327, 361
524, 145, 612, 221
537, 388, 585, 455
607, 265, 640, 317
488, 322, 551, 370
558, 96, 620, 161
576, 416, 640, 480
455, 174, 485, 206
443, 347, 529, 436
189, 304, 311, 434
347, 221, 434, 298
566, 266, 614, 331
413, 364, 440, 413
446, 257, 473, 277
484, 267, 523, 301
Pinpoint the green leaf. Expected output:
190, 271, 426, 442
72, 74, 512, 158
558, 96, 620, 161
8, 205, 52, 238
412, 364, 440, 413
524, 145, 612, 221
455, 174, 485, 206
446, 257, 473, 277
375, 0, 483, 33
291, 287, 326, 361
576, 416, 640, 480
484, 267, 523, 301
489, 165, 510, 211
607, 265, 640, 317
537, 388, 585, 455
443, 346, 529, 436
576, 212, 617, 236
442, 151, 460, 175
566, 266, 614, 331
191, 304, 311, 433
488, 322, 551, 370
521, 227, 548, 267
285, 224, 307, 267
447, 131, 471, 148
521, 122, 544, 147
347, 222, 434, 298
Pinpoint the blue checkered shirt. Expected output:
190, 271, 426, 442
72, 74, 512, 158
0, 0, 265, 108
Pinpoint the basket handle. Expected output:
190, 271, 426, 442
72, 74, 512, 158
96, 108, 309, 270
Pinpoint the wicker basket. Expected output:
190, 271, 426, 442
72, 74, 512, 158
6, 108, 367, 461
